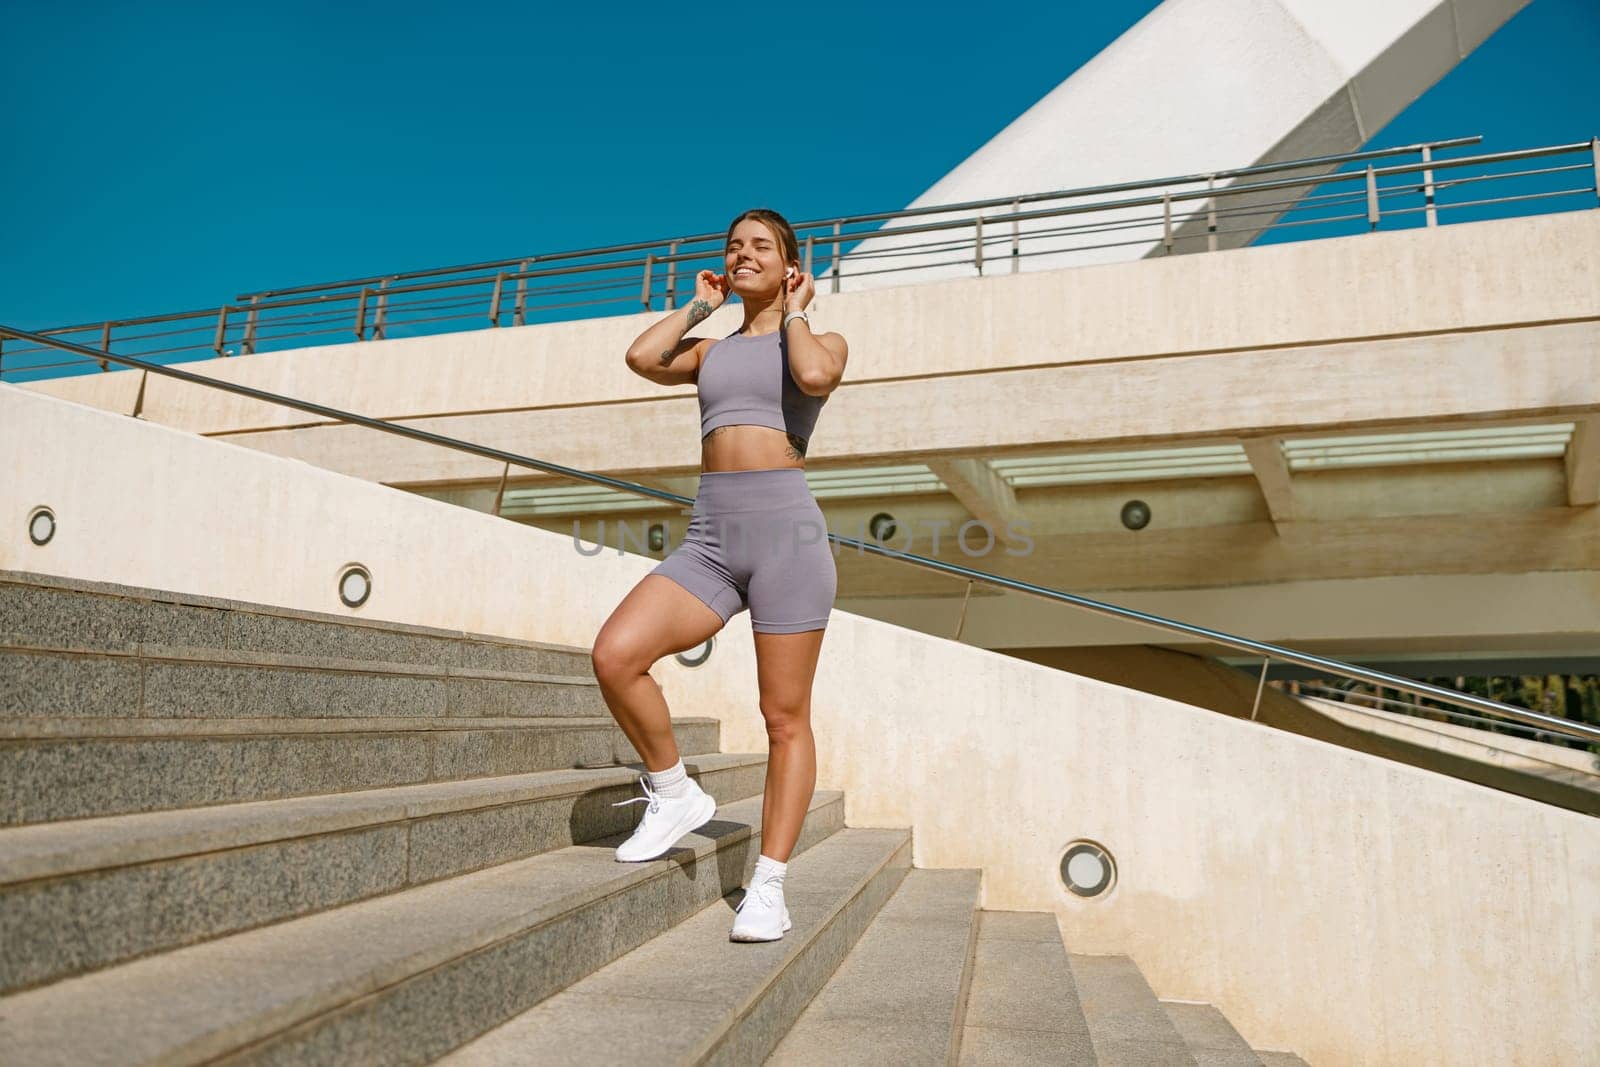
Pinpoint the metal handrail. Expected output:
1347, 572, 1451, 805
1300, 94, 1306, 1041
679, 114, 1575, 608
4, 323, 1597, 746
10, 133, 1598, 378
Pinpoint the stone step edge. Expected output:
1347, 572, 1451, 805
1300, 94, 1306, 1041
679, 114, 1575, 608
769, 867, 983, 1067
0, 714, 719, 740
0, 789, 845, 1066
692, 830, 913, 1064
444, 826, 913, 1066
1159, 999, 1262, 1062
0, 569, 593, 658
1, 638, 598, 687
0, 752, 768, 885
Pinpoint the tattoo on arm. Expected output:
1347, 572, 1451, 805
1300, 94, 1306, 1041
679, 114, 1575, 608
659, 300, 715, 367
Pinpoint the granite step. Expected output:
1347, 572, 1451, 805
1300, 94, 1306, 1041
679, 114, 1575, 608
1160, 1001, 1264, 1066
0, 752, 769, 995
0, 788, 845, 1066
0, 715, 721, 825
438, 826, 912, 1067
1070, 954, 1197, 1066
1253, 1052, 1310, 1065
958, 911, 1098, 1065
0, 569, 596, 678
0, 642, 610, 721
766, 867, 981, 1066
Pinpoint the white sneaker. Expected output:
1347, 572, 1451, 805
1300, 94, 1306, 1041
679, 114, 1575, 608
730, 872, 792, 942
612, 775, 716, 862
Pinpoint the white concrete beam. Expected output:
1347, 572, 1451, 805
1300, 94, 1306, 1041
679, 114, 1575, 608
1240, 435, 1295, 531
1566, 413, 1600, 506
924, 456, 1027, 547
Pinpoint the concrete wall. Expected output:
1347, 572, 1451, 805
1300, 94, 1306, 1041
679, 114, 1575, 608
4, 381, 1596, 1065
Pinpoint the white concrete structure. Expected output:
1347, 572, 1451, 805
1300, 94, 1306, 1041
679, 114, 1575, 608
26, 210, 1600, 672
4, 380, 1596, 1065
828, 0, 1533, 289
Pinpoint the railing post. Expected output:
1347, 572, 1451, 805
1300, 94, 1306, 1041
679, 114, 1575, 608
641, 253, 654, 310
212, 308, 229, 358
373, 279, 389, 340
831, 222, 841, 293
98, 322, 112, 371
1420, 145, 1437, 228
513, 260, 530, 327
488, 272, 505, 327
242, 296, 259, 355
1206, 175, 1218, 252
665, 240, 680, 310
1366, 164, 1381, 230
1592, 136, 1600, 206
973, 214, 984, 276
954, 580, 974, 641
803, 233, 814, 277
1010, 197, 1021, 273
1251, 657, 1271, 721
354, 289, 369, 341
1162, 191, 1174, 255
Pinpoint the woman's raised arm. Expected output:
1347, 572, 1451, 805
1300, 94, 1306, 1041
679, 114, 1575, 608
624, 270, 729, 386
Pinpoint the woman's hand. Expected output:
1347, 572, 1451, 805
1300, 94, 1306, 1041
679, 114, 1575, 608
785, 270, 815, 312
694, 269, 731, 310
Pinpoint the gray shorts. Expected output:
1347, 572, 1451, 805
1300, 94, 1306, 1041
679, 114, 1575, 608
649, 467, 837, 634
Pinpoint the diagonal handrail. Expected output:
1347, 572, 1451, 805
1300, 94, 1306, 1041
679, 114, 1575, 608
3, 323, 1596, 746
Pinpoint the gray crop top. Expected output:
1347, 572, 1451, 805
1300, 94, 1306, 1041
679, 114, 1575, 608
696, 329, 828, 443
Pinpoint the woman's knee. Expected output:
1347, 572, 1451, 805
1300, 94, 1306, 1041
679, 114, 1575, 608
591, 629, 650, 685
760, 701, 812, 746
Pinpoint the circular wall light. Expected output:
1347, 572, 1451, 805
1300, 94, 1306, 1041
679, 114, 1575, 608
27, 507, 56, 546
1059, 840, 1116, 898
868, 512, 898, 543
648, 523, 666, 552
338, 564, 373, 608
1120, 500, 1151, 531
675, 636, 714, 668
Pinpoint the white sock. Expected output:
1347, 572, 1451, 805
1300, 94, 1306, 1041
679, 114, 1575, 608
753, 854, 787, 886
646, 759, 691, 799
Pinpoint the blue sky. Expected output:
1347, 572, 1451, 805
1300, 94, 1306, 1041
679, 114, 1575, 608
2, 0, 1595, 339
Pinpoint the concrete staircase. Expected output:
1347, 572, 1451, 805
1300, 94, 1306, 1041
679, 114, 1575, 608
0, 572, 1309, 1065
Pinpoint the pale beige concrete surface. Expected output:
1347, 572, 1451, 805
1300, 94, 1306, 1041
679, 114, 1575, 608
4, 383, 1597, 1066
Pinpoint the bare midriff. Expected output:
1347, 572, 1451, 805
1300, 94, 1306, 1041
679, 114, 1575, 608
700, 424, 808, 473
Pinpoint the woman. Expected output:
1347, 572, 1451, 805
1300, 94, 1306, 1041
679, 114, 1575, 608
590, 208, 848, 943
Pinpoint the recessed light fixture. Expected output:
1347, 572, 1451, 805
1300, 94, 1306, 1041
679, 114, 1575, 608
1060, 840, 1116, 898
868, 512, 898, 542
648, 523, 666, 552
1120, 500, 1151, 531
338, 564, 372, 608
675, 636, 714, 668
27, 506, 56, 546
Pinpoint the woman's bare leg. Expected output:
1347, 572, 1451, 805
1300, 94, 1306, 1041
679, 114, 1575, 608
591, 574, 725, 771
751, 628, 827, 861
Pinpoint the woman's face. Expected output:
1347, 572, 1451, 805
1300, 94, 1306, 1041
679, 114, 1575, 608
724, 219, 790, 298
